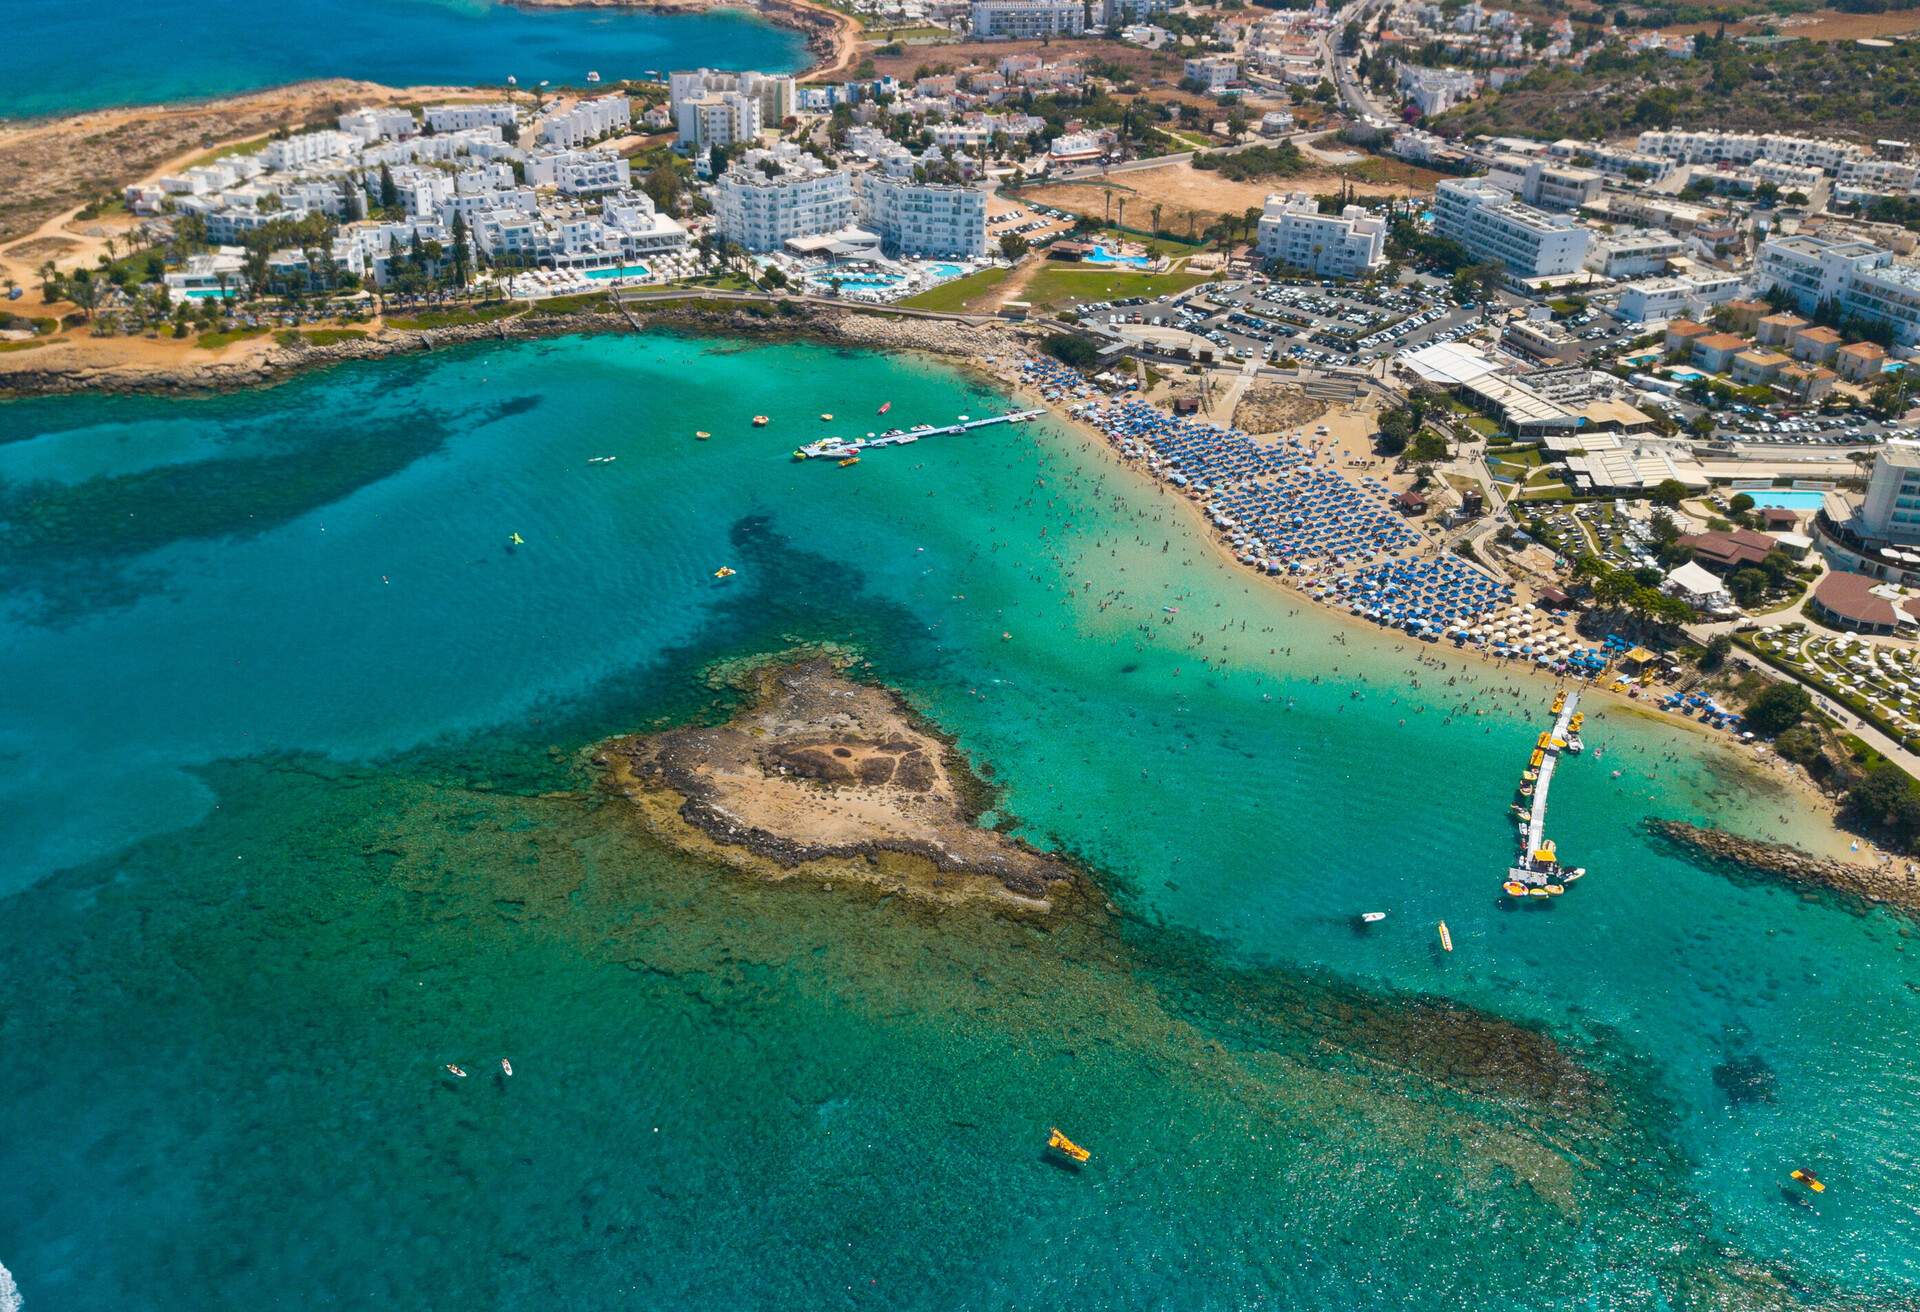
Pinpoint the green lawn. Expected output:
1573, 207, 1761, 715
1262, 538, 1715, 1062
183, 135, 274, 170
896, 266, 1010, 312
1021, 267, 1210, 312
383, 303, 524, 331
0, 339, 48, 353
1516, 482, 1574, 502
275, 327, 369, 346
194, 325, 269, 350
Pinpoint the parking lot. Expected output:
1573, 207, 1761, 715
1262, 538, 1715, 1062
1073, 273, 1482, 367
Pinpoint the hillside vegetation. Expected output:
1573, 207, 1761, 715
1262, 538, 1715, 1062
1434, 35, 1920, 141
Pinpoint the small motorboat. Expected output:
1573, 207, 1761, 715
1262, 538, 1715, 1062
508, 532, 524, 547
1791, 1169, 1826, 1193
878, 401, 891, 414
752, 415, 770, 427
820, 413, 834, 421
713, 566, 736, 579
695, 430, 711, 440
838, 456, 860, 467
586, 70, 601, 82
1047, 1128, 1090, 1164
1437, 921, 1453, 952
1360, 911, 1386, 924
445, 1064, 467, 1078
587, 455, 616, 463
500, 1058, 513, 1077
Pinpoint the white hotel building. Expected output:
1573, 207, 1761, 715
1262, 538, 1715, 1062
1755, 233, 1920, 348
714, 146, 857, 253
1433, 177, 1591, 280
424, 103, 518, 133
968, 0, 1085, 37
536, 95, 631, 149
260, 130, 358, 171
1255, 193, 1386, 278
854, 155, 987, 259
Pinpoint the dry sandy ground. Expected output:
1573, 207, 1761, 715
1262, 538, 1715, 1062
1021, 158, 1439, 235
1662, 7, 1920, 39
868, 37, 1173, 82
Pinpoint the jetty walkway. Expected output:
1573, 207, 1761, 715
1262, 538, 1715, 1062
795, 409, 1043, 461
1507, 690, 1587, 897
1521, 690, 1579, 862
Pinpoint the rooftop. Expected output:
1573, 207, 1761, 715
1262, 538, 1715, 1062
1812, 571, 1906, 627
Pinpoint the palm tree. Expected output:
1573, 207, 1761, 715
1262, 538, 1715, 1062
1150, 203, 1163, 236
1115, 197, 1127, 231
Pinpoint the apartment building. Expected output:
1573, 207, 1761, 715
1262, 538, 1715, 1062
1255, 193, 1387, 278
338, 107, 417, 142
675, 69, 794, 136
1432, 177, 1591, 279
261, 130, 358, 171
1396, 64, 1478, 116
1484, 155, 1603, 211
1584, 228, 1683, 279
677, 92, 762, 153
714, 146, 857, 252
1635, 130, 1860, 172
536, 95, 631, 149
526, 150, 632, 196
968, 0, 1086, 37
1103, 0, 1172, 24
424, 103, 518, 133
1183, 57, 1239, 91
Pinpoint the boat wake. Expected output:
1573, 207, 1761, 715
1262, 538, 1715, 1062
0, 1259, 22, 1312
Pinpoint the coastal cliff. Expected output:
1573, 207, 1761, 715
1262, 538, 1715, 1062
1650, 819, 1920, 918
597, 657, 1078, 907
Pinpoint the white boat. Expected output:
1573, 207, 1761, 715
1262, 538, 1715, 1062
1360, 911, 1386, 923
586, 70, 601, 83
501, 1058, 514, 1076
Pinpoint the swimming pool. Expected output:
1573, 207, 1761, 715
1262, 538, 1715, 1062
583, 263, 651, 281
1084, 244, 1152, 268
181, 289, 238, 300
810, 271, 904, 290
1738, 489, 1828, 510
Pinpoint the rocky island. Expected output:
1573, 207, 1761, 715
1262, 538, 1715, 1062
598, 658, 1075, 907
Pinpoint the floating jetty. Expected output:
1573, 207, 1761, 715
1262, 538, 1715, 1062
792, 410, 1043, 462
1505, 690, 1587, 898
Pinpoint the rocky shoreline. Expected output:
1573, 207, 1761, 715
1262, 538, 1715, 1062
1650, 819, 1920, 918
597, 658, 1077, 906
0, 298, 1045, 399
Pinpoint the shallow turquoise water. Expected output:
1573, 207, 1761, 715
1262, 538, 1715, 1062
1, 333, 1916, 1308
3, 0, 805, 119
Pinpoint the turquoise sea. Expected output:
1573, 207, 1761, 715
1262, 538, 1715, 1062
2, 0, 806, 120
2, 333, 1917, 1309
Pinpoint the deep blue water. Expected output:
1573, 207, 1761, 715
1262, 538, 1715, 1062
4, 0, 807, 119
